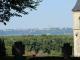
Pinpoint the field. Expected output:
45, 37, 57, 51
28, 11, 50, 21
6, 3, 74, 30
0, 35, 73, 56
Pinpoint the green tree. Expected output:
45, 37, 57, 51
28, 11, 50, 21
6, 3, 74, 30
0, 0, 42, 25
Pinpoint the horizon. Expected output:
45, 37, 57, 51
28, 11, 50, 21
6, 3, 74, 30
0, 27, 72, 30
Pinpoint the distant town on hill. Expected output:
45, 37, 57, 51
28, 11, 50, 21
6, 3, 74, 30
0, 28, 73, 36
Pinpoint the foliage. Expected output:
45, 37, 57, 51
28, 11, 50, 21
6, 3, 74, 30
0, 35, 73, 56
0, 0, 42, 25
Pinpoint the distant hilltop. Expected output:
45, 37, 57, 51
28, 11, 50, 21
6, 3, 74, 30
0, 28, 73, 36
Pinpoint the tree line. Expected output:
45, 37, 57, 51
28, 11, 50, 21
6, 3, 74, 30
0, 35, 73, 56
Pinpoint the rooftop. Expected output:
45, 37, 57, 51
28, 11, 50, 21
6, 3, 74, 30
72, 0, 80, 12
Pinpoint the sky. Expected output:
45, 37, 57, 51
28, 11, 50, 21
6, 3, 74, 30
0, 0, 77, 29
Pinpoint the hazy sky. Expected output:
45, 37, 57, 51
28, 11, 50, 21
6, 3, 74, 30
0, 0, 77, 29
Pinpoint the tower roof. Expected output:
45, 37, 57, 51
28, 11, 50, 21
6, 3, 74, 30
72, 0, 80, 12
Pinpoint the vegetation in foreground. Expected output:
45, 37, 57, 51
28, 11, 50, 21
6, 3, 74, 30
0, 35, 73, 56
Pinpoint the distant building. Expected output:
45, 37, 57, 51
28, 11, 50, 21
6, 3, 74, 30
72, 0, 80, 57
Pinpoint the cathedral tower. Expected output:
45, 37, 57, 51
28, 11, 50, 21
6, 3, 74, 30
72, 0, 80, 57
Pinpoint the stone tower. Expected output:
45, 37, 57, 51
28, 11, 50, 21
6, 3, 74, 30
72, 0, 80, 57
